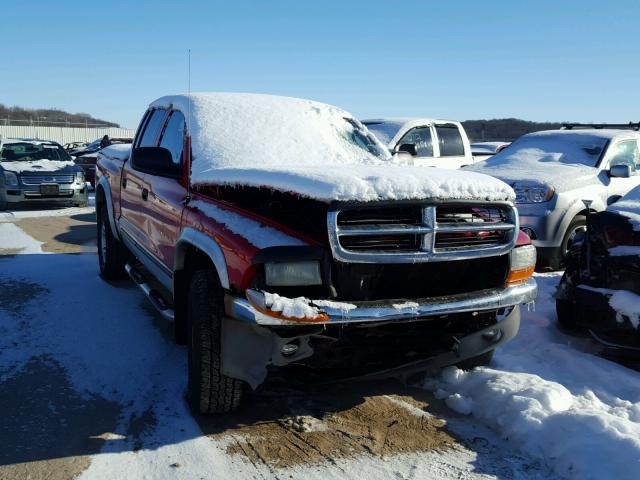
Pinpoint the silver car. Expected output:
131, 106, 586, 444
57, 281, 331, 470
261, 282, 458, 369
0, 138, 88, 210
466, 128, 640, 269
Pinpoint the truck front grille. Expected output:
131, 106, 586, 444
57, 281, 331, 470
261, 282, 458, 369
21, 175, 74, 185
328, 202, 518, 263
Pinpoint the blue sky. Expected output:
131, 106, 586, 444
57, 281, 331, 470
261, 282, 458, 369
2, 0, 639, 128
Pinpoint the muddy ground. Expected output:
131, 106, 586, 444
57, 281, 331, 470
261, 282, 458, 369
0, 206, 471, 479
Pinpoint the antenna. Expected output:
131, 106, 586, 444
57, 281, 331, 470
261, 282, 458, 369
185, 49, 192, 204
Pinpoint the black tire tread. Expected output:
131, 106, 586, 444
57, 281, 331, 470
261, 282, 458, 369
97, 207, 128, 280
188, 270, 243, 414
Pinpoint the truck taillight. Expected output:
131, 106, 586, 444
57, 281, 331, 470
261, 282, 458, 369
506, 244, 536, 286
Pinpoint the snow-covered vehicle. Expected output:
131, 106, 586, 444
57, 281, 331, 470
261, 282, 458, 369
362, 118, 475, 168
466, 129, 640, 269
470, 141, 510, 161
556, 186, 640, 353
0, 138, 88, 209
95, 93, 537, 414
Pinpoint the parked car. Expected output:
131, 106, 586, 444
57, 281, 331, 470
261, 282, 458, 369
0, 138, 88, 209
74, 137, 132, 187
64, 141, 87, 152
362, 118, 475, 168
471, 141, 510, 161
466, 129, 640, 269
556, 186, 640, 354
96, 93, 537, 414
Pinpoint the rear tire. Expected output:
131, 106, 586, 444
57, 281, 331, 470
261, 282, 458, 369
187, 270, 244, 414
97, 207, 128, 280
456, 350, 494, 370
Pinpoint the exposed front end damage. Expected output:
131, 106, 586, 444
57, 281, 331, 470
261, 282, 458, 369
218, 198, 537, 389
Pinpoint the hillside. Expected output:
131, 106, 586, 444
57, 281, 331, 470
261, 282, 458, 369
462, 118, 563, 142
0, 104, 119, 128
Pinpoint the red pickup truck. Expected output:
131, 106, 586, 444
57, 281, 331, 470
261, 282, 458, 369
95, 93, 537, 414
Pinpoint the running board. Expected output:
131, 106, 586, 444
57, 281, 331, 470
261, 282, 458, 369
125, 263, 175, 322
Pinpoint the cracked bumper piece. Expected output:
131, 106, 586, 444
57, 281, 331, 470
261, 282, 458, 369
225, 278, 537, 326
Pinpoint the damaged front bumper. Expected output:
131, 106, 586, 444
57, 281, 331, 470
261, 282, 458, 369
220, 279, 537, 389
227, 278, 537, 326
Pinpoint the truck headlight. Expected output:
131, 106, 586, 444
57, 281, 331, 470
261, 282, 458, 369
3, 171, 18, 186
75, 171, 85, 183
264, 261, 322, 287
513, 183, 555, 203
506, 244, 537, 286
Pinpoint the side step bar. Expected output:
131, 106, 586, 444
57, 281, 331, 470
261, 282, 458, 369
125, 263, 175, 322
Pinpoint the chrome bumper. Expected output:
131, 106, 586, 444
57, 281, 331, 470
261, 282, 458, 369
226, 278, 538, 326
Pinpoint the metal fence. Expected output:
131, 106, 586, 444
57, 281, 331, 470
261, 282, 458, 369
0, 125, 135, 145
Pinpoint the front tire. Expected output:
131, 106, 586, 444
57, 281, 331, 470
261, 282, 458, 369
97, 207, 128, 280
187, 270, 244, 414
548, 215, 587, 270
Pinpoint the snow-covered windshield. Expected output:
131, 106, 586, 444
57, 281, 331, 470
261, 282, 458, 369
0, 142, 72, 162
363, 121, 403, 146
343, 118, 390, 159
490, 132, 608, 167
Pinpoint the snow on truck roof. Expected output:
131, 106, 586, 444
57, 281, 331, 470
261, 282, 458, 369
150, 94, 511, 203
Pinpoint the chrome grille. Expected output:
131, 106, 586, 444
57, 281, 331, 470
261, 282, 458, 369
328, 202, 518, 263
21, 175, 74, 185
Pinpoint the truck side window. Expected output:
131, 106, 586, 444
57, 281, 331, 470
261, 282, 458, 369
159, 111, 185, 166
398, 127, 433, 157
609, 139, 639, 173
435, 124, 465, 157
138, 109, 167, 148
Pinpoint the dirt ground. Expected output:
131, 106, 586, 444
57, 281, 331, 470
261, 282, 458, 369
0, 208, 465, 479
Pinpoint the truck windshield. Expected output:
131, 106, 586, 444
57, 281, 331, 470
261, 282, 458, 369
343, 118, 391, 160
0, 143, 72, 162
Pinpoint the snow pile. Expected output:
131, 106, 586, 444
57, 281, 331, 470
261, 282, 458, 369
609, 185, 640, 230
312, 299, 357, 311
264, 292, 320, 319
98, 143, 131, 161
0, 159, 75, 173
0, 223, 44, 253
151, 93, 514, 202
580, 285, 640, 329
190, 200, 306, 248
465, 130, 614, 192
424, 273, 640, 480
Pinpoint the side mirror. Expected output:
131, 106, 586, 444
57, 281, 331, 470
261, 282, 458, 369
609, 164, 631, 178
397, 143, 417, 156
132, 146, 181, 178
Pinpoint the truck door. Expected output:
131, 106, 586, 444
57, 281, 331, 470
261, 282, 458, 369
396, 126, 438, 167
145, 110, 188, 274
605, 139, 640, 204
433, 123, 470, 169
119, 108, 167, 262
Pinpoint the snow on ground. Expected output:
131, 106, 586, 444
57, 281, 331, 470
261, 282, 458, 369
1, 216, 639, 479
425, 273, 640, 480
0, 222, 44, 253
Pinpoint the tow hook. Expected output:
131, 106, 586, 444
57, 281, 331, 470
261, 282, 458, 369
482, 328, 502, 342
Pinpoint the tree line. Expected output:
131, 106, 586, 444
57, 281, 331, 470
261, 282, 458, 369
0, 104, 119, 128
462, 118, 564, 142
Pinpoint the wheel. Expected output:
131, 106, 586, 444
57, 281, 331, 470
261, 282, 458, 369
187, 270, 244, 414
456, 350, 494, 370
97, 207, 128, 280
548, 215, 587, 270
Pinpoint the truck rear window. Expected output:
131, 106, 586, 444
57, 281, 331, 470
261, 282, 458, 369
435, 125, 465, 157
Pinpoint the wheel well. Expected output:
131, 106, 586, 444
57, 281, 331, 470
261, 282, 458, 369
173, 244, 219, 345
95, 185, 106, 214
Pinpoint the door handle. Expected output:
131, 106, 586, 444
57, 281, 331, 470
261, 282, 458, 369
142, 188, 149, 201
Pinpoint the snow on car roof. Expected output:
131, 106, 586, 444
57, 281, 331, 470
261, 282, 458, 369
150, 94, 514, 202
1, 138, 58, 145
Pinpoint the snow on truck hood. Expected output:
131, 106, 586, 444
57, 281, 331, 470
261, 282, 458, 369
150, 93, 514, 202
